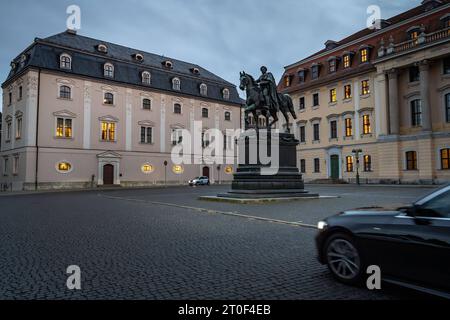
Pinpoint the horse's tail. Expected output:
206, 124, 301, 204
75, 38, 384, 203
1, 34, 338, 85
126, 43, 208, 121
284, 94, 297, 120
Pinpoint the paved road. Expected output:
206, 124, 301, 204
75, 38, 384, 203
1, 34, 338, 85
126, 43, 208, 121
0, 185, 436, 300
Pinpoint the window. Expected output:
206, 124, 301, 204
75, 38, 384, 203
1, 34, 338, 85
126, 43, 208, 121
406, 151, 417, 170
140, 127, 153, 144
284, 76, 291, 87
418, 189, 450, 218
172, 78, 181, 91
299, 125, 306, 143
141, 164, 154, 174
300, 159, 306, 173
202, 132, 210, 148
101, 122, 116, 141
56, 118, 73, 138
411, 99, 422, 127
298, 70, 306, 83
313, 123, 320, 141
344, 85, 352, 99
15, 117, 22, 139
311, 65, 320, 80
345, 118, 353, 137
363, 115, 371, 134
360, 48, 369, 63
142, 98, 151, 110
13, 156, 19, 175
313, 93, 319, 107
223, 89, 230, 100
174, 103, 182, 114
224, 111, 231, 121
3, 158, 9, 176
57, 162, 72, 173
104, 92, 114, 105
299, 97, 305, 110
328, 59, 336, 73
314, 158, 320, 173
441, 149, 450, 170
104, 63, 114, 78
329, 88, 337, 103
59, 85, 71, 99
446, 93, 450, 123
202, 108, 209, 118
330, 120, 337, 139
363, 155, 372, 172
361, 80, 370, 95
346, 156, 354, 172
200, 83, 208, 96
18, 86, 23, 100
8, 92, 12, 105
343, 54, 351, 68
444, 57, 450, 75
142, 71, 151, 85
172, 129, 183, 145
6, 121, 11, 141
410, 30, 420, 43
97, 44, 108, 53
409, 66, 420, 82
60, 54, 72, 69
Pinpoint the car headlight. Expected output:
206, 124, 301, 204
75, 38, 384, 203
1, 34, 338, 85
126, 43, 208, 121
317, 221, 328, 230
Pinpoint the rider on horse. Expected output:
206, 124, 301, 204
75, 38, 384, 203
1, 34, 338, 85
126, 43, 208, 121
256, 66, 280, 113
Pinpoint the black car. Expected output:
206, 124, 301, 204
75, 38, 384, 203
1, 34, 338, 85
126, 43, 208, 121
316, 184, 450, 298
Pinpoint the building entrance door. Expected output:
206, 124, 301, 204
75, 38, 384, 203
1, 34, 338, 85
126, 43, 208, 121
330, 155, 340, 180
202, 166, 210, 179
103, 164, 114, 185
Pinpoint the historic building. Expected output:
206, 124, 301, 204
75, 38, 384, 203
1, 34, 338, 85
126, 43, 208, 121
279, 0, 450, 184
0, 30, 242, 191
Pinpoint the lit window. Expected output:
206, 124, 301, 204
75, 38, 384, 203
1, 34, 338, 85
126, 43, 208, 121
141, 164, 154, 174
330, 88, 337, 103
173, 165, 184, 174
364, 155, 372, 172
59, 85, 71, 99
172, 78, 181, 91
224, 111, 231, 121
361, 80, 370, 95
223, 89, 230, 100
406, 151, 417, 170
142, 71, 151, 85
285, 76, 291, 87
343, 54, 351, 68
104, 63, 114, 78
344, 85, 352, 99
140, 127, 153, 144
363, 115, 371, 134
15, 118, 22, 139
224, 166, 233, 175
346, 156, 354, 172
173, 103, 182, 114
104, 92, 114, 105
360, 48, 369, 63
441, 149, 450, 170
410, 30, 419, 43
202, 108, 209, 118
142, 98, 151, 110
60, 54, 72, 69
56, 118, 73, 138
411, 99, 422, 127
345, 118, 353, 137
200, 83, 208, 96
101, 122, 116, 141
57, 162, 72, 173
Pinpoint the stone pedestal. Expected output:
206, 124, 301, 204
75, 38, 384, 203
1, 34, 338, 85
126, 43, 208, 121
218, 131, 318, 199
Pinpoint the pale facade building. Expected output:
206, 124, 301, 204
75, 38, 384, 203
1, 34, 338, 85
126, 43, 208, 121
279, 0, 450, 184
0, 30, 242, 191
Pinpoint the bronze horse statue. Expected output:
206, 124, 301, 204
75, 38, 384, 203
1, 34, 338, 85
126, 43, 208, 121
239, 71, 297, 131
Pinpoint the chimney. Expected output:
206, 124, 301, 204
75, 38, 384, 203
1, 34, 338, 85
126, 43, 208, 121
66, 29, 77, 35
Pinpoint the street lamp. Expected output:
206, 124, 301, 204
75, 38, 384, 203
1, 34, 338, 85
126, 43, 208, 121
163, 161, 168, 187
352, 149, 363, 185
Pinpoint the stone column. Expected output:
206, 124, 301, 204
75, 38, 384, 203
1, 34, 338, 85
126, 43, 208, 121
387, 69, 399, 135
375, 72, 388, 136
419, 60, 432, 131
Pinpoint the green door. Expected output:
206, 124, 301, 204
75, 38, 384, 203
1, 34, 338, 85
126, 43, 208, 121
330, 155, 339, 180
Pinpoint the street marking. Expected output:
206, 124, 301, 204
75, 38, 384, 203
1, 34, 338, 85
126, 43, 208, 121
99, 194, 317, 229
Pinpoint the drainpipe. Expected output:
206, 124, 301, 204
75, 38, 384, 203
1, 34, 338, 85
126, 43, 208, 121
34, 69, 41, 191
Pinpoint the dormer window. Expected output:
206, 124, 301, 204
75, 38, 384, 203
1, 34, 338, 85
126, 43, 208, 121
359, 46, 372, 63
191, 67, 200, 75
328, 57, 338, 73
311, 64, 320, 80
10, 62, 16, 71
97, 44, 108, 53
298, 69, 306, 83
104, 63, 114, 78
163, 60, 173, 69
60, 54, 72, 70
142, 71, 151, 85
284, 75, 292, 87
440, 14, 450, 28
200, 83, 208, 96
19, 54, 27, 67
134, 53, 144, 62
342, 52, 354, 68
222, 88, 230, 100
172, 77, 181, 91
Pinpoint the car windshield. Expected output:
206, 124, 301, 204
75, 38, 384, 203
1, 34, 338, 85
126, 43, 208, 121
415, 184, 450, 206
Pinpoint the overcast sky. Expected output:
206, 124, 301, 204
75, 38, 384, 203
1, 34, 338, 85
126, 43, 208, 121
0, 0, 420, 112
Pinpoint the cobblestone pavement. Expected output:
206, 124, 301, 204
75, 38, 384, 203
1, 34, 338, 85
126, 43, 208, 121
0, 185, 435, 300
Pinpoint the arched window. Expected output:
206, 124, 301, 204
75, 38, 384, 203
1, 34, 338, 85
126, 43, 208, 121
59, 85, 71, 99
142, 98, 151, 110
104, 92, 114, 105
172, 78, 181, 91
60, 54, 72, 69
224, 111, 231, 121
142, 71, 151, 85
200, 83, 208, 96
223, 88, 230, 100
104, 63, 114, 78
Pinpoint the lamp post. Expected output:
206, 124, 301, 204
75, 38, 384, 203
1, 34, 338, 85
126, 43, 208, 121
352, 149, 362, 185
163, 161, 168, 187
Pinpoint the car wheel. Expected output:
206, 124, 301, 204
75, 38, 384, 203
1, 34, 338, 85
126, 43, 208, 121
324, 233, 365, 285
